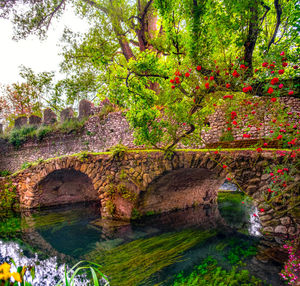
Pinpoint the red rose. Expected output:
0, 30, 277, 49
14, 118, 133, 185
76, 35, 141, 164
196, 65, 202, 71
195, 85, 200, 90
280, 51, 285, 56
262, 62, 268, 67
209, 76, 214, 81
226, 83, 230, 88
278, 69, 284, 74
171, 85, 175, 89
279, 83, 283, 89
271, 98, 277, 102
282, 62, 288, 67
185, 72, 190, 77
267, 87, 274, 94
288, 90, 294, 95
277, 135, 283, 139
270, 77, 279, 85
232, 70, 240, 78
232, 120, 237, 125
170, 79, 174, 83
205, 83, 209, 89
293, 65, 298, 69
256, 147, 263, 152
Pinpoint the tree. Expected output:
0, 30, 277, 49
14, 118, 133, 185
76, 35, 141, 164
1, 0, 298, 149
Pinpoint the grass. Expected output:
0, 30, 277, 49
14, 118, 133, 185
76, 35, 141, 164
84, 229, 217, 286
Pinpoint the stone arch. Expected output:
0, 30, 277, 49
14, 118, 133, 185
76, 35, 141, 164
17, 157, 103, 209
136, 168, 225, 215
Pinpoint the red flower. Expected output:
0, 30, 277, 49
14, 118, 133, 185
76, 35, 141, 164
226, 83, 230, 88
243, 134, 250, 138
214, 151, 218, 154
240, 64, 247, 69
196, 65, 202, 71
232, 70, 240, 78
232, 120, 237, 125
260, 208, 264, 212
185, 72, 190, 77
280, 51, 285, 56
170, 79, 175, 83
205, 83, 209, 89
282, 62, 288, 67
227, 127, 231, 131
262, 62, 268, 67
270, 77, 279, 85
271, 98, 277, 102
278, 69, 284, 74
293, 65, 299, 69
227, 177, 231, 181
288, 90, 294, 95
251, 110, 256, 114
223, 165, 227, 169
263, 143, 268, 147
267, 87, 274, 94
279, 83, 283, 89
171, 85, 175, 89
209, 76, 214, 81
195, 85, 200, 90
231, 111, 237, 119
254, 68, 259, 73
242, 201, 245, 204
257, 147, 263, 152
253, 214, 257, 217
277, 135, 283, 139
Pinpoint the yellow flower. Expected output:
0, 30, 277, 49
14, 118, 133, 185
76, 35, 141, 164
0, 262, 11, 274
11, 272, 22, 282
0, 272, 11, 280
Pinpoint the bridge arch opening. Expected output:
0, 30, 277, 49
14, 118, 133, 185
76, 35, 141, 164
34, 168, 98, 207
137, 168, 225, 215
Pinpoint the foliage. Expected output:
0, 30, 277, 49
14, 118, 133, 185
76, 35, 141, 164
280, 239, 300, 285
0, 181, 18, 210
173, 256, 268, 286
85, 229, 217, 286
35, 125, 52, 141
0, 212, 23, 240
110, 144, 128, 160
220, 130, 234, 142
0, 170, 11, 177
0, 260, 108, 286
21, 162, 33, 170
8, 125, 37, 148
226, 238, 257, 265
58, 118, 85, 134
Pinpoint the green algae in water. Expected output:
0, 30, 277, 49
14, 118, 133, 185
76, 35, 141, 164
173, 257, 269, 286
85, 229, 217, 286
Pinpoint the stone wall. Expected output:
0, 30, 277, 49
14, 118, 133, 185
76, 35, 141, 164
0, 97, 299, 172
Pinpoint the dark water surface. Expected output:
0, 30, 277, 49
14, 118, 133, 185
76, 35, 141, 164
0, 192, 283, 285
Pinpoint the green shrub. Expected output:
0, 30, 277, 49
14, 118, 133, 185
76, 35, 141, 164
0, 181, 18, 210
36, 125, 52, 141
111, 144, 128, 160
0, 170, 11, 177
98, 103, 114, 120
58, 118, 85, 134
220, 129, 234, 142
21, 161, 33, 169
8, 125, 37, 148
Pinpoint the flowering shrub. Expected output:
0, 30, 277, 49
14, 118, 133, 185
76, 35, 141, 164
0, 181, 18, 210
280, 240, 300, 285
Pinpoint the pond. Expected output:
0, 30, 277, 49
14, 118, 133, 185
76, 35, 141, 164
0, 191, 283, 285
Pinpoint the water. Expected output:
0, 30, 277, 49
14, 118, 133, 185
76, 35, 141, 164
0, 193, 283, 286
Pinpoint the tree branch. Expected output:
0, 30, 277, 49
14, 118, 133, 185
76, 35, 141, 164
267, 0, 282, 52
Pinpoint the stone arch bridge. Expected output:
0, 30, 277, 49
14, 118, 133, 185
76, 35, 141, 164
8, 150, 298, 238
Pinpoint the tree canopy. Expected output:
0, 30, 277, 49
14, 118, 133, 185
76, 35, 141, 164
1, 0, 299, 148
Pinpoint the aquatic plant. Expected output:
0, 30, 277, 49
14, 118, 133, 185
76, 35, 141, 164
85, 229, 217, 286
173, 256, 268, 286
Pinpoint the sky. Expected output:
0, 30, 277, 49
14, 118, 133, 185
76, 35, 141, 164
0, 7, 90, 85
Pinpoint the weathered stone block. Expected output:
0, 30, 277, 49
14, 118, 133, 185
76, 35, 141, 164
60, 107, 74, 122
43, 108, 57, 125
29, 115, 42, 126
15, 116, 27, 128
79, 99, 93, 119
275, 225, 287, 234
